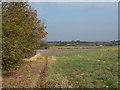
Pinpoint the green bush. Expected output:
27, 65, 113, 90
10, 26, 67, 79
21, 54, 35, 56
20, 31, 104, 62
36, 40, 49, 49
2, 2, 47, 70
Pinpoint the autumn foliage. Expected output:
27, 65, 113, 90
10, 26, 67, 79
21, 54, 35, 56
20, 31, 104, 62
2, 2, 47, 70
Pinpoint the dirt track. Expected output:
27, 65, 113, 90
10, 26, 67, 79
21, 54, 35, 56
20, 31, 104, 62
2, 54, 46, 88
35, 56, 48, 88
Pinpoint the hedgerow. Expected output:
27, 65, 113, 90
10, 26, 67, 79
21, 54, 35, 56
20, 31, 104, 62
2, 2, 47, 70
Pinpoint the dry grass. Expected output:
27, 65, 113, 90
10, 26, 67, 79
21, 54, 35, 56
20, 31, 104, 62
3, 54, 45, 88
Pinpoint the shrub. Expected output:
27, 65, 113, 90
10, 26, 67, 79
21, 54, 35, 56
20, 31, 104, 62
36, 40, 49, 49
2, 2, 47, 70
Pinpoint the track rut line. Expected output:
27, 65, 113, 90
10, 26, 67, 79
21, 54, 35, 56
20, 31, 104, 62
35, 56, 48, 88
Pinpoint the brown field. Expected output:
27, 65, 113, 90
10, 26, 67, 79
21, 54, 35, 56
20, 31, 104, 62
35, 46, 106, 55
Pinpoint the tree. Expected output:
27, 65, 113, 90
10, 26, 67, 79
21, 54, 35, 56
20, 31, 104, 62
2, 2, 47, 70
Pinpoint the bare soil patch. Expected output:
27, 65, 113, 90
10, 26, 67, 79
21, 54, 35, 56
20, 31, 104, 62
35, 46, 105, 55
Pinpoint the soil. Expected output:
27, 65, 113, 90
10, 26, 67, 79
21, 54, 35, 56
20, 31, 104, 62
35, 46, 105, 55
35, 56, 48, 88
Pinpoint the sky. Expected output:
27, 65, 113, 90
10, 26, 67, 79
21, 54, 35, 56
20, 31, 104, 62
29, 2, 118, 41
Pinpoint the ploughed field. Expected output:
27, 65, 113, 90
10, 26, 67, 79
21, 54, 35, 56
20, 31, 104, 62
35, 46, 105, 55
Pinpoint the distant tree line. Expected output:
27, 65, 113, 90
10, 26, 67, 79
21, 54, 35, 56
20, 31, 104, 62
47, 40, 119, 46
2, 2, 48, 70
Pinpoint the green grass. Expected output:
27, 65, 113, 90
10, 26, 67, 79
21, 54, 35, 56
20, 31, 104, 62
41, 46, 118, 88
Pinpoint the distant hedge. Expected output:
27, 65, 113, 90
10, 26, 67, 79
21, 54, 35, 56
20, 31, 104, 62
36, 40, 50, 49
2, 2, 47, 70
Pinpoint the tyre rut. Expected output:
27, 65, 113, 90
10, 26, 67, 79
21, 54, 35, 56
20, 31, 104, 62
34, 56, 48, 88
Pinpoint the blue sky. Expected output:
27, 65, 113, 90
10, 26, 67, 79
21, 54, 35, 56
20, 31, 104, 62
29, 2, 118, 41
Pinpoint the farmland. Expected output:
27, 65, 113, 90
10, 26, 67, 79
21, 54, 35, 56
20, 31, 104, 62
2, 46, 118, 88
35, 46, 106, 55
40, 46, 118, 88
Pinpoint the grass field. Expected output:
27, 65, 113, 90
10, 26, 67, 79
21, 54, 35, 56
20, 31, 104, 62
41, 46, 118, 88
3, 46, 118, 88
